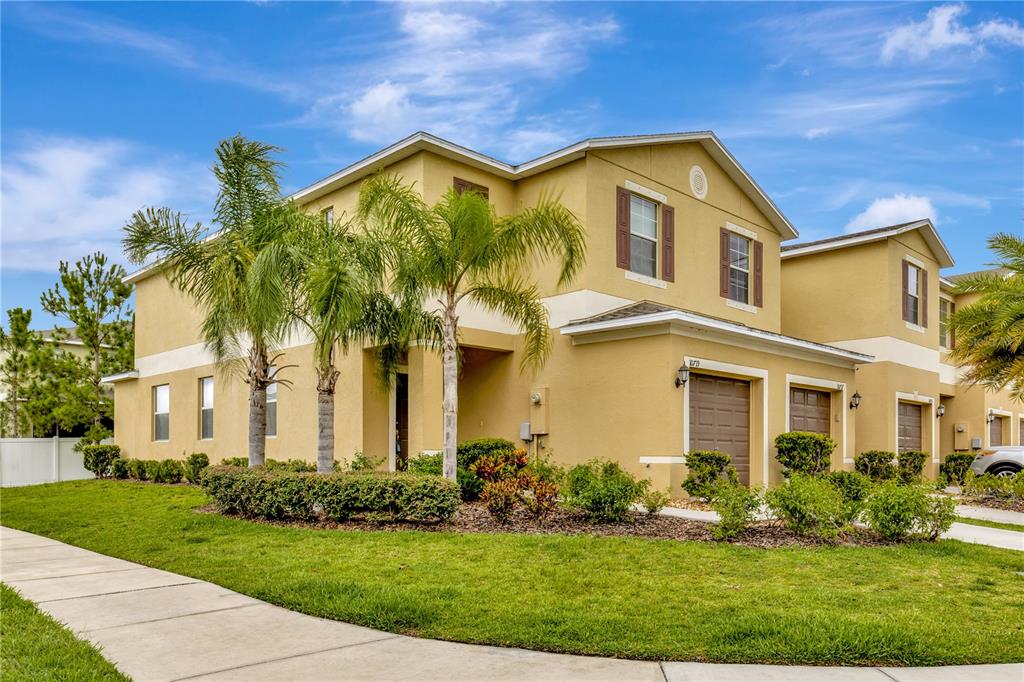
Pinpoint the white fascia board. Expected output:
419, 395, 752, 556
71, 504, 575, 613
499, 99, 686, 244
101, 370, 139, 384
781, 220, 954, 268
561, 310, 873, 364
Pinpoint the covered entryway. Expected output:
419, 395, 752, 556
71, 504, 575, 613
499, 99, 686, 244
689, 374, 751, 485
991, 416, 1005, 447
897, 401, 922, 452
790, 387, 831, 435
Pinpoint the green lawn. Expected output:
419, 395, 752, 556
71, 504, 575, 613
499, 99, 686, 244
2, 481, 1023, 666
1, 584, 128, 682
956, 516, 1024, 533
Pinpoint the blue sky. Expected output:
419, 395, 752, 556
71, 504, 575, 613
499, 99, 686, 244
2, 1, 1022, 328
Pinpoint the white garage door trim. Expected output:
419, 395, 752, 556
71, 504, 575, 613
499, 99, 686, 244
894, 391, 937, 463
786, 374, 848, 463
987, 408, 1013, 448
683, 356, 768, 486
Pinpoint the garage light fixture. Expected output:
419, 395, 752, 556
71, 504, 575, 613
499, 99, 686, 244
936, 404, 946, 418
849, 391, 861, 410
986, 410, 995, 424
675, 366, 690, 388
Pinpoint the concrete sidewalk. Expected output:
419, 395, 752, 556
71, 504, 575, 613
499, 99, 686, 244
2, 526, 1022, 682
658, 506, 1024, 552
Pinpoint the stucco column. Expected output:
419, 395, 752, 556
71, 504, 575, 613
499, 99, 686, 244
407, 346, 445, 457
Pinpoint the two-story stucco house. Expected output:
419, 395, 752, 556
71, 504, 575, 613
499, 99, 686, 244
103, 132, 1022, 489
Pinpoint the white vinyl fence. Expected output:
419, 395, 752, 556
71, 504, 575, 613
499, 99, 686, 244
0, 437, 95, 487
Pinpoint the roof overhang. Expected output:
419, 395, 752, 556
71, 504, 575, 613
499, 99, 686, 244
101, 370, 139, 384
781, 219, 954, 268
561, 309, 873, 367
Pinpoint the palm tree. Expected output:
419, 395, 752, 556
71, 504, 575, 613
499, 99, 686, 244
358, 175, 586, 480
949, 232, 1024, 401
254, 208, 435, 473
123, 136, 292, 467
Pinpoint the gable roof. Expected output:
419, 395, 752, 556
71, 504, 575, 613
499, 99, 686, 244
291, 131, 798, 240
561, 300, 873, 366
780, 219, 954, 268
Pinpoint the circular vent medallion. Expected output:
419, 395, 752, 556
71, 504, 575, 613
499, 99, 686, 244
689, 165, 708, 199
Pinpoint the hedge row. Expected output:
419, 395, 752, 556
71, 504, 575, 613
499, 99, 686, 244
201, 466, 461, 523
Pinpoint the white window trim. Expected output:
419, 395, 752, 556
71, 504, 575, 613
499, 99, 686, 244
905, 321, 926, 334
628, 193, 659, 280
682, 356, 769, 486
904, 254, 925, 269
624, 270, 667, 289
727, 233, 752, 305
153, 384, 170, 443
387, 366, 409, 472
639, 456, 686, 465
726, 299, 757, 314
199, 377, 214, 441
724, 221, 758, 240
895, 391, 937, 463
987, 408, 1013, 448
938, 298, 953, 349
624, 180, 667, 204
785, 374, 848, 463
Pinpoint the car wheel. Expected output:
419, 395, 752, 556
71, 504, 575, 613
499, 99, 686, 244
988, 463, 1022, 478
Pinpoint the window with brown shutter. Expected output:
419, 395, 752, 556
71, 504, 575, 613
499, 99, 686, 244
661, 204, 675, 282
753, 240, 763, 307
902, 260, 911, 322
453, 177, 489, 199
719, 228, 730, 297
902, 260, 925, 326
615, 187, 630, 269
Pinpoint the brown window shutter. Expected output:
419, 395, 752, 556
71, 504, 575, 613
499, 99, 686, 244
920, 268, 928, 327
661, 205, 675, 282
950, 301, 956, 348
901, 260, 910, 322
615, 186, 630, 269
753, 240, 764, 307
719, 228, 730, 297
453, 177, 489, 200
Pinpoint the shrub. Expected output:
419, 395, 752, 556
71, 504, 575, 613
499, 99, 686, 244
863, 483, 954, 541
220, 457, 248, 467
82, 444, 121, 478
110, 458, 129, 479
481, 478, 521, 523
347, 452, 383, 472
765, 474, 845, 540
774, 432, 835, 477
184, 453, 209, 484
408, 453, 484, 501
525, 451, 565, 485
963, 471, 1024, 501
642, 489, 671, 515
154, 459, 184, 484
564, 459, 648, 522
854, 450, 897, 482
144, 460, 161, 481
457, 438, 516, 471
202, 467, 460, 523
682, 450, 737, 501
470, 449, 529, 483
711, 482, 762, 540
825, 470, 873, 524
897, 450, 928, 485
939, 453, 975, 486
126, 459, 146, 480
520, 474, 559, 521
263, 459, 316, 473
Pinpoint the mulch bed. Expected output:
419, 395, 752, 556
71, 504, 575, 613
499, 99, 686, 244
196, 502, 898, 549
960, 497, 1024, 514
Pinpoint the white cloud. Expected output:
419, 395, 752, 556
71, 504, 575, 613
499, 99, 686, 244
881, 4, 1024, 63
1, 136, 213, 272
844, 194, 937, 232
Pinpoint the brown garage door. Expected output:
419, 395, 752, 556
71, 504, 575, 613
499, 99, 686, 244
690, 374, 751, 485
897, 401, 922, 452
790, 387, 831, 435
991, 416, 1004, 446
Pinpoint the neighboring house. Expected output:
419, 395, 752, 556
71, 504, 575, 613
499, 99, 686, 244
103, 131, 1021, 488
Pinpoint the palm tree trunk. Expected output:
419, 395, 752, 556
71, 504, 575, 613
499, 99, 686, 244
316, 365, 339, 474
247, 344, 269, 468
441, 306, 459, 481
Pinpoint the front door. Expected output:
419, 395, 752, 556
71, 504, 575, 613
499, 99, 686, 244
689, 374, 751, 485
897, 401, 922, 452
790, 387, 831, 435
395, 373, 409, 470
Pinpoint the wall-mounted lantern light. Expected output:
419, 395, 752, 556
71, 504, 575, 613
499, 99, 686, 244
849, 391, 862, 410
675, 366, 690, 388
936, 404, 946, 418
986, 410, 995, 424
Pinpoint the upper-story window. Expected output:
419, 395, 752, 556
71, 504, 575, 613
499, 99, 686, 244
629, 195, 658, 278
902, 260, 927, 327
939, 298, 954, 348
153, 384, 169, 442
266, 366, 278, 437
727, 233, 750, 303
322, 206, 334, 226
615, 185, 675, 283
199, 376, 214, 440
